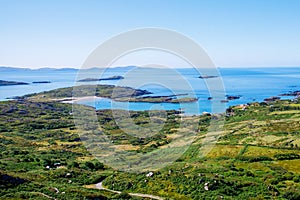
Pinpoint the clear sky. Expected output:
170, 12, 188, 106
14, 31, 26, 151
1, 0, 300, 68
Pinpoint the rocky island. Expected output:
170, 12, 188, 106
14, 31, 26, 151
0, 80, 28, 86
226, 95, 241, 100
279, 90, 300, 97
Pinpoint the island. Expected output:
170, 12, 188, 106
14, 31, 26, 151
198, 75, 218, 79
226, 95, 241, 100
25, 84, 197, 103
279, 90, 300, 97
78, 76, 124, 82
0, 80, 29, 86
32, 81, 51, 84
115, 95, 198, 103
264, 96, 281, 102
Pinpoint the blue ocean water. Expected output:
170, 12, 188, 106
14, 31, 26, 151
1, 67, 299, 114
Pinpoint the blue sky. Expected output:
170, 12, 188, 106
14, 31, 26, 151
1, 0, 300, 68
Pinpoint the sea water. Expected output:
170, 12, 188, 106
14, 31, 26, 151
1, 67, 299, 114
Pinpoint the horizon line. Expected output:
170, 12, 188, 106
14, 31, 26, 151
1, 65, 300, 70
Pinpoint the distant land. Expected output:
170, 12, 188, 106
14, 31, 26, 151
0, 80, 28, 86
198, 75, 218, 79
78, 76, 124, 82
32, 81, 51, 84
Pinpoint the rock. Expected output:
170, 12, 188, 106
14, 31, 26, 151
264, 96, 280, 102
204, 186, 209, 191
202, 111, 211, 116
226, 95, 241, 100
146, 172, 154, 177
49, 187, 59, 193
279, 90, 300, 96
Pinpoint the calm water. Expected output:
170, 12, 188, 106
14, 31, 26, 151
1, 67, 299, 114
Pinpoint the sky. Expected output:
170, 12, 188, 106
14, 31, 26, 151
0, 0, 300, 68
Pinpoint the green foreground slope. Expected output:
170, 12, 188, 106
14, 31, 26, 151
1, 98, 300, 199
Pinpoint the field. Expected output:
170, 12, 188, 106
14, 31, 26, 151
1, 89, 300, 199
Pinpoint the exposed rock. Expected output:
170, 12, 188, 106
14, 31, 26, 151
146, 172, 154, 177
226, 95, 241, 100
279, 91, 300, 96
264, 96, 280, 102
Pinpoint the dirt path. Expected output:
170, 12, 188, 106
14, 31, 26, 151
95, 182, 164, 200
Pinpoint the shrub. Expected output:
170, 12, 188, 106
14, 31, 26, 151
274, 153, 300, 160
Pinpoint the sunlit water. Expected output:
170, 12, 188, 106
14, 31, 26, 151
1, 67, 299, 114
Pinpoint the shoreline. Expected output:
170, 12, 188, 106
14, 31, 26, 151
54, 96, 104, 103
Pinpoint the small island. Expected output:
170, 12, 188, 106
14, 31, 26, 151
32, 81, 51, 84
115, 95, 198, 103
226, 95, 241, 100
0, 80, 29, 86
279, 90, 300, 96
198, 75, 218, 79
78, 76, 124, 82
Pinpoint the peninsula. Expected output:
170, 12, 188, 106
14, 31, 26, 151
25, 84, 198, 103
0, 80, 29, 86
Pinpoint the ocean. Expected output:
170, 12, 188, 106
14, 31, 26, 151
1, 67, 299, 115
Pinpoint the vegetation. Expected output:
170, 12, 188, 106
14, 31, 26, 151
25, 84, 197, 103
1, 92, 300, 199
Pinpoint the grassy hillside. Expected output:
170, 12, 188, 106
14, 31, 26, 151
1, 99, 300, 199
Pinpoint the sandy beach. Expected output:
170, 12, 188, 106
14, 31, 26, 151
55, 96, 103, 103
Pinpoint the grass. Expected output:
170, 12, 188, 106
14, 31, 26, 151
205, 145, 243, 158
1, 91, 300, 199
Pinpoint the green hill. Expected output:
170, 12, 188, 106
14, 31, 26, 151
0, 98, 300, 199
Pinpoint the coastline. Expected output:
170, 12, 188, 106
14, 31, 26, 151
54, 96, 104, 103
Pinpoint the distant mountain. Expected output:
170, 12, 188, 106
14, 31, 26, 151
0, 67, 31, 72
0, 66, 138, 72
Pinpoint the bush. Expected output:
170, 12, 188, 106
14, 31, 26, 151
274, 153, 300, 160
283, 191, 300, 200
237, 156, 272, 162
